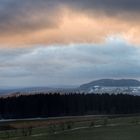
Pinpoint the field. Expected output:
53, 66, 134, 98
0, 115, 140, 140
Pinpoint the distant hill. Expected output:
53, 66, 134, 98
1, 79, 140, 96
80, 79, 140, 90
0, 86, 79, 97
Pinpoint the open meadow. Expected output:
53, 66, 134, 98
0, 115, 140, 140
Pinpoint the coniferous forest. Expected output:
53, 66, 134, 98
0, 93, 140, 119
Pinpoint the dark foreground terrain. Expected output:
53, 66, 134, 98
0, 93, 140, 139
0, 115, 140, 140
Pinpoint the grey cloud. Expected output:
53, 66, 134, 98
0, 38, 140, 86
0, 0, 62, 34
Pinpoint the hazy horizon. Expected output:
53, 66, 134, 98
0, 78, 140, 89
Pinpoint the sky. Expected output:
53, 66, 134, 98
0, 0, 140, 87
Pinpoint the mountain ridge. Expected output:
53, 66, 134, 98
80, 79, 140, 90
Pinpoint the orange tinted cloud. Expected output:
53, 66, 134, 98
0, 8, 140, 45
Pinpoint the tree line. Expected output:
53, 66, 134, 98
0, 93, 140, 119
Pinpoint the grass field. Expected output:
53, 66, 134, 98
0, 115, 140, 140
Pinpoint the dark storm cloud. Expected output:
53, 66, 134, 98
66, 0, 140, 12
0, 0, 62, 34
0, 0, 140, 35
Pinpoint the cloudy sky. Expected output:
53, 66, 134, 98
0, 0, 140, 87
